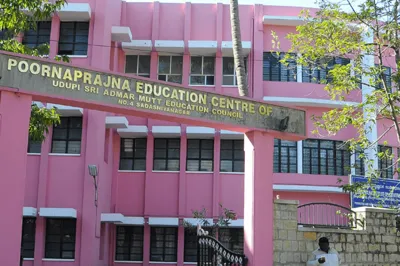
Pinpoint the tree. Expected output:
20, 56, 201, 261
0, 0, 70, 142
230, 0, 248, 96
272, 0, 400, 204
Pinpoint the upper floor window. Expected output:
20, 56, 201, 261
187, 139, 214, 172
153, 138, 180, 171
190, 56, 215, 86
273, 139, 297, 173
218, 228, 244, 254
58, 22, 89, 56
119, 138, 147, 171
115, 226, 144, 262
303, 57, 350, 84
45, 218, 76, 259
263, 52, 296, 82
21, 218, 36, 259
150, 227, 178, 262
222, 57, 247, 86
22, 21, 51, 49
354, 150, 365, 176
303, 139, 350, 176
158, 56, 183, 84
125, 55, 151, 78
378, 145, 393, 179
51, 117, 83, 154
220, 139, 244, 173
28, 139, 41, 154
375, 65, 392, 91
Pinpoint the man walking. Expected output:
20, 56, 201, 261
307, 237, 340, 266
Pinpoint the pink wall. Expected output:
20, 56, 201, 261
6, 1, 396, 266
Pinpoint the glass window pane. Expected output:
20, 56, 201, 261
138, 56, 151, 74
126, 55, 138, 73
171, 56, 183, 74
223, 76, 234, 86
158, 56, 170, 74
167, 75, 182, 84
223, 57, 234, 75
203, 57, 215, 74
191, 57, 202, 74
189, 76, 204, 85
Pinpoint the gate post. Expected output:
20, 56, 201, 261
244, 131, 274, 266
0, 90, 32, 265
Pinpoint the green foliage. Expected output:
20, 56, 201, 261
0, 0, 68, 141
272, 0, 400, 206
183, 204, 237, 237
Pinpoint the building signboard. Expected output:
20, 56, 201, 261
0, 52, 306, 135
350, 175, 400, 208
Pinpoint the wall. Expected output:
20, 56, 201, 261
273, 200, 400, 266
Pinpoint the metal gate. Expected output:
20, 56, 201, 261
197, 235, 248, 266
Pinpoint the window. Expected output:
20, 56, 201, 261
273, 139, 297, 173
119, 138, 147, 170
22, 21, 51, 49
303, 139, 350, 176
45, 219, 76, 259
218, 228, 244, 254
190, 56, 215, 85
186, 139, 214, 171
220, 139, 244, 172
222, 57, 247, 86
376, 65, 392, 91
0, 29, 13, 40
184, 228, 197, 262
302, 57, 350, 84
58, 22, 89, 55
354, 150, 365, 176
115, 226, 144, 262
150, 227, 178, 262
378, 145, 393, 179
51, 117, 83, 154
21, 218, 36, 258
158, 56, 183, 84
28, 139, 41, 153
263, 52, 296, 82
125, 55, 151, 77
153, 139, 180, 171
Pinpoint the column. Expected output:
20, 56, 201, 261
0, 91, 32, 265
244, 131, 274, 266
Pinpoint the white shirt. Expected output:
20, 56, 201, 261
307, 248, 340, 266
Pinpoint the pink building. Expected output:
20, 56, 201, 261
1, 0, 396, 266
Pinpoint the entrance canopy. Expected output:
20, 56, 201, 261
0, 52, 306, 140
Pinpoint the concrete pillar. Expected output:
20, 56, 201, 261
244, 131, 274, 266
0, 90, 32, 265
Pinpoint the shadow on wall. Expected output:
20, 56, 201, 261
273, 200, 400, 266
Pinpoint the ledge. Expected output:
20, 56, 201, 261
47, 104, 83, 116
221, 41, 251, 57
220, 130, 244, 139
111, 26, 133, 43
117, 125, 148, 138
263, 15, 307, 26
57, 3, 91, 22
121, 216, 145, 225
273, 185, 344, 193
122, 40, 152, 55
155, 40, 185, 54
148, 217, 179, 226
352, 207, 398, 214
186, 127, 215, 138
106, 116, 129, 129
298, 225, 367, 234
23, 207, 37, 217
101, 213, 125, 223
39, 208, 77, 218
183, 218, 213, 225
188, 41, 217, 56
274, 199, 299, 205
152, 126, 181, 137
263, 96, 358, 109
